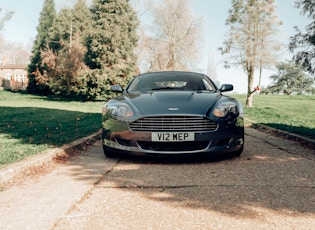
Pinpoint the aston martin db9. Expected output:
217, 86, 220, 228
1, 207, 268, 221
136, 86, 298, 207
102, 71, 244, 158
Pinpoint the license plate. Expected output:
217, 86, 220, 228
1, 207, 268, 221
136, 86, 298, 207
151, 132, 194, 142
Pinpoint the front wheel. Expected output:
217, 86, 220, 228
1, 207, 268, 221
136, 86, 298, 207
102, 145, 116, 158
232, 146, 243, 157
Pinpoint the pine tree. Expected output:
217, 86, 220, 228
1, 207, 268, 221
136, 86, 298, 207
264, 61, 314, 95
27, 0, 56, 94
85, 0, 138, 92
289, 0, 315, 77
49, 0, 91, 50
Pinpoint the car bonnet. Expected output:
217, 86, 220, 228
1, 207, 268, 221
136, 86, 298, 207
125, 91, 220, 116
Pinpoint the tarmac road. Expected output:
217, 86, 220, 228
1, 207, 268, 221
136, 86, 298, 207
0, 128, 314, 230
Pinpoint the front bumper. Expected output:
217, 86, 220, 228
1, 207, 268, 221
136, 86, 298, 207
102, 119, 244, 157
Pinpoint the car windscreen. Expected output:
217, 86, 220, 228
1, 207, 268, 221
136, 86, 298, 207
127, 73, 216, 92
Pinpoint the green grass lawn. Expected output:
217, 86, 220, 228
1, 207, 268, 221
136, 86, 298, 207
233, 94, 315, 140
1, 90, 314, 168
0, 90, 104, 168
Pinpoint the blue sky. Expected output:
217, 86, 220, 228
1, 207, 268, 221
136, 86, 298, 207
0, 0, 310, 93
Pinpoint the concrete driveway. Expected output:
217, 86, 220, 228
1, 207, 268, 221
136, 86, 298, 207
0, 128, 314, 230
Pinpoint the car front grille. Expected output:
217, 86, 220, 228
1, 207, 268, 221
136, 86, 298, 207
130, 116, 218, 132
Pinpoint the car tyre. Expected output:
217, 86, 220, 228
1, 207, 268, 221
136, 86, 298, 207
103, 145, 115, 158
232, 146, 243, 157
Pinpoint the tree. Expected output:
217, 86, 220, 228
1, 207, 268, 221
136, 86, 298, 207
0, 38, 30, 65
262, 61, 314, 95
27, 0, 56, 94
221, 0, 283, 107
0, 7, 13, 31
207, 53, 220, 86
48, 0, 91, 51
36, 0, 93, 99
0, 8, 14, 64
85, 0, 139, 94
38, 35, 88, 98
256, 2, 283, 87
138, 0, 203, 72
289, 0, 315, 77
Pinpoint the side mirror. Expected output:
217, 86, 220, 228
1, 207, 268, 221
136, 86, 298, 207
220, 84, 233, 92
110, 84, 123, 93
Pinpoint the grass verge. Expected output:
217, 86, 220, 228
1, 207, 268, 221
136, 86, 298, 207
0, 90, 103, 168
233, 94, 315, 140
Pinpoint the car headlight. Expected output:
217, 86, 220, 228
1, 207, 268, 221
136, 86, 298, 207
213, 101, 240, 118
103, 102, 134, 118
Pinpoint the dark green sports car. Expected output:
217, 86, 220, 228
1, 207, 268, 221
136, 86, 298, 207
102, 71, 244, 158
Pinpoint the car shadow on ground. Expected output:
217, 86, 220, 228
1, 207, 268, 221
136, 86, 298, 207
63, 132, 315, 220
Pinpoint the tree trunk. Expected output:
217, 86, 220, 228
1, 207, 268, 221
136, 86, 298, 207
66, 76, 71, 96
246, 93, 253, 107
245, 65, 255, 107
258, 59, 262, 87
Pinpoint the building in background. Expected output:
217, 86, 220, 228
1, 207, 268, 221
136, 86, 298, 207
0, 64, 28, 90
